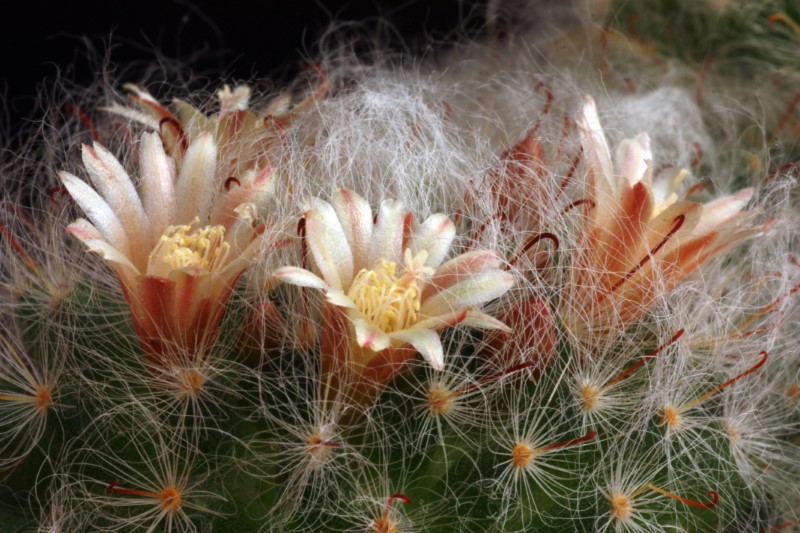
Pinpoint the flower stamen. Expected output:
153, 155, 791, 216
347, 251, 432, 334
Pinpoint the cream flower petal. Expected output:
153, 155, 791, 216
66, 219, 139, 276
331, 189, 373, 273
305, 198, 353, 289
273, 266, 329, 290
176, 133, 218, 223
579, 96, 614, 196
369, 199, 405, 265
81, 143, 149, 241
460, 310, 513, 333
389, 328, 444, 370
422, 250, 503, 300
420, 270, 514, 318
408, 214, 455, 270
139, 132, 177, 243
412, 309, 468, 331
354, 319, 391, 352
325, 288, 357, 309
616, 133, 652, 188
59, 171, 131, 256
694, 187, 754, 235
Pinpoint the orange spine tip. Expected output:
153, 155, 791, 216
158, 116, 189, 153
644, 483, 719, 509
767, 12, 800, 35
224, 177, 241, 190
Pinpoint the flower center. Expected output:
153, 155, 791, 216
156, 218, 230, 272
347, 252, 429, 334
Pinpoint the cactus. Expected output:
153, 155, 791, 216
1, 1, 799, 531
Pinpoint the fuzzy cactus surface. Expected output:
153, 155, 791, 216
1, 1, 799, 532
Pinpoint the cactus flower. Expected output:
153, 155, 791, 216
560, 97, 756, 343
60, 133, 275, 365
274, 189, 513, 395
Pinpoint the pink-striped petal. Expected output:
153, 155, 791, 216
139, 132, 177, 243
305, 198, 353, 289
176, 133, 218, 223
422, 250, 502, 300
461, 310, 512, 332
579, 96, 614, 196
420, 270, 514, 318
368, 199, 405, 265
331, 189, 373, 273
81, 143, 148, 240
389, 328, 444, 370
694, 187, 754, 235
273, 266, 328, 290
616, 133, 652, 188
354, 319, 391, 352
408, 214, 455, 269
66, 219, 139, 275
59, 171, 131, 257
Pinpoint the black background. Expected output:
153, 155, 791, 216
1, 0, 485, 131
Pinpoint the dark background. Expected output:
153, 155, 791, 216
1, 0, 487, 131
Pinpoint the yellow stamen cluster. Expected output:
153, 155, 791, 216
347, 257, 424, 333
157, 218, 230, 272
